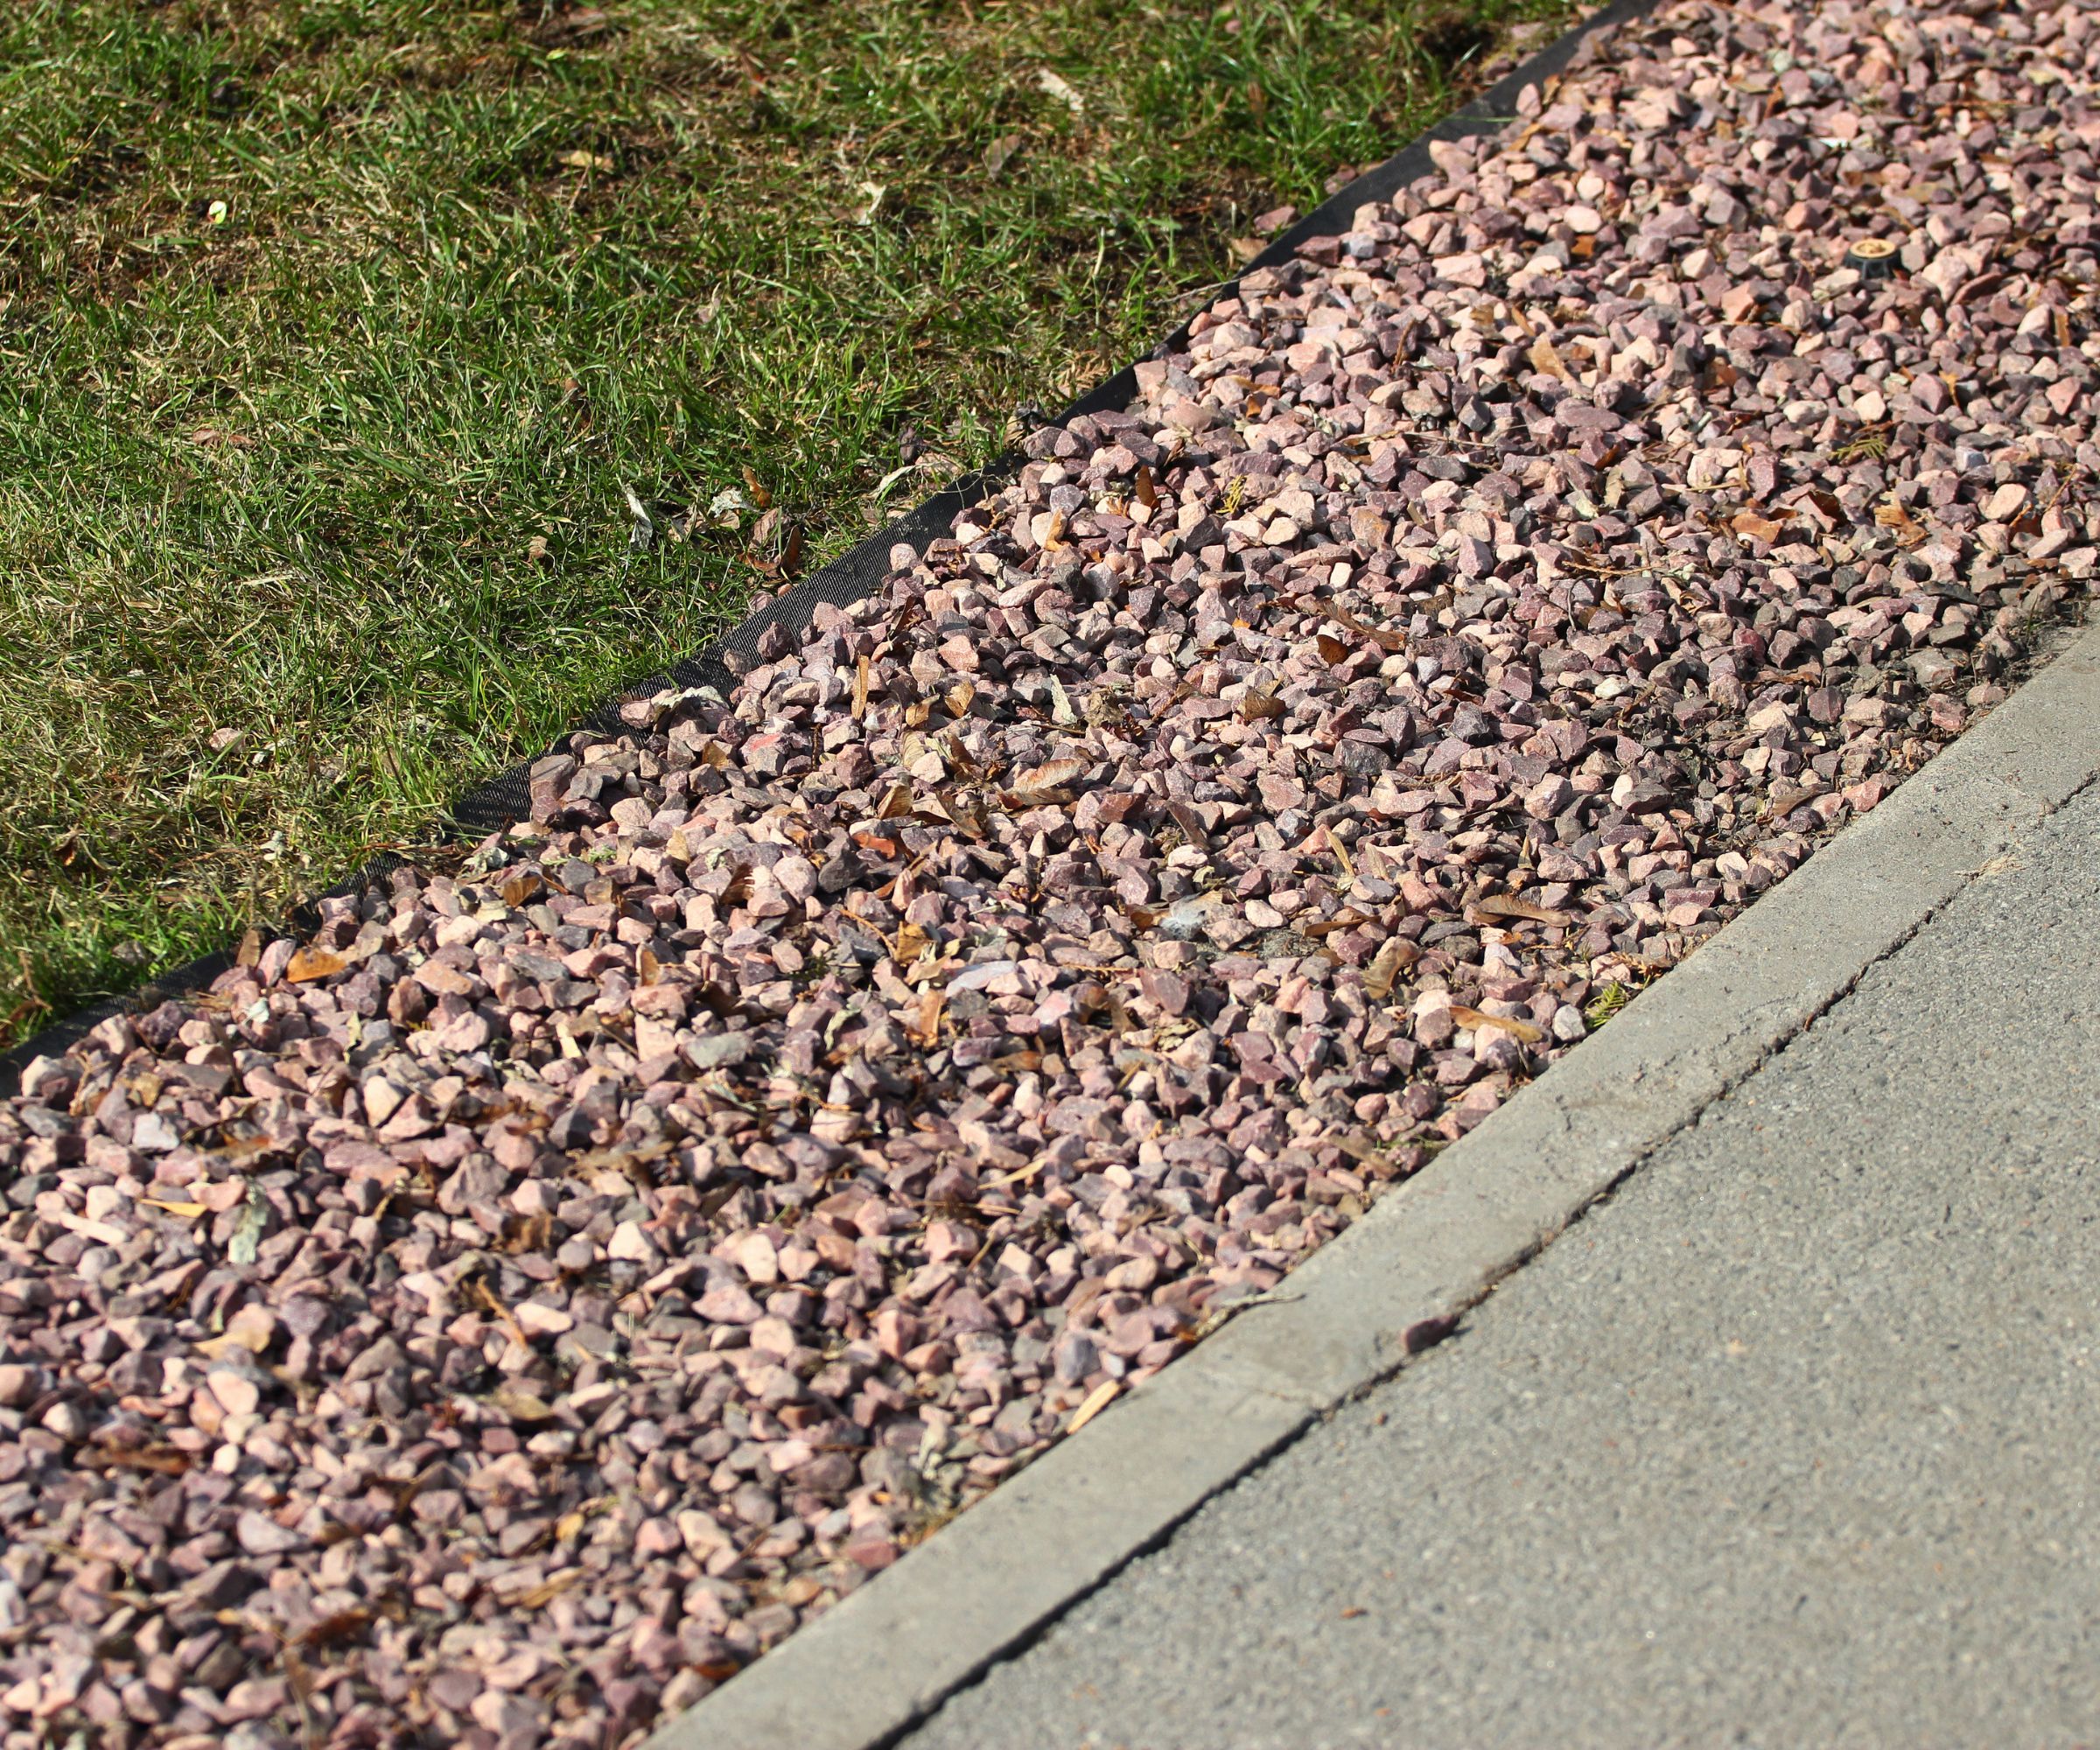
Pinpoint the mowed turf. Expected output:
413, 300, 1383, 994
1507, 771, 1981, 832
0, 0, 1558, 1047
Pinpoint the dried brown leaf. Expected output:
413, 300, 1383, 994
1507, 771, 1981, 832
1802, 487, 1845, 525
1300, 908, 1367, 939
1528, 336, 1572, 381
88, 1444, 192, 1475
296, 1609, 375, 1650
1469, 894, 1572, 927
1448, 1004, 1544, 1043
1333, 611, 1407, 653
984, 133, 1026, 178
499, 868, 545, 907
284, 947, 346, 984
937, 788, 986, 838
1362, 935, 1418, 999
1007, 756, 1088, 805
1067, 1379, 1120, 1434
1239, 684, 1284, 722
141, 1198, 208, 1219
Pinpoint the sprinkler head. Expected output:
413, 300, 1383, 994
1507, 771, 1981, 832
1844, 236, 1900, 280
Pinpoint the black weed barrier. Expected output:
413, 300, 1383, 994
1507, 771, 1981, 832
0, 0, 1655, 1094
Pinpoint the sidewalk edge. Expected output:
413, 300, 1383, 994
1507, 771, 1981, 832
655, 620, 2100, 1750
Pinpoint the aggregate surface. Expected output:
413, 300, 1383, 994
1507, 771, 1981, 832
4, 0, 2099, 1744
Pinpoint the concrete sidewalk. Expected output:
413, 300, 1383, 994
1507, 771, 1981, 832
906, 776, 2100, 1749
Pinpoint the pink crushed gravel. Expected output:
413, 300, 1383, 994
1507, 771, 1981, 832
6, 0, 2100, 1743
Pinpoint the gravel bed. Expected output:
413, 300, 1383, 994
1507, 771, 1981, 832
6, 0, 2100, 1744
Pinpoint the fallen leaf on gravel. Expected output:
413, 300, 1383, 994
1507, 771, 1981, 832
1874, 499, 1928, 545
1239, 682, 1284, 721
1300, 908, 1367, 939
196, 1323, 273, 1361
284, 947, 346, 983
1448, 1005, 1544, 1044
1362, 937, 1418, 999
297, 1609, 376, 1649
1332, 610, 1408, 652
1067, 1379, 1119, 1433
1008, 757, 1088, 804
91, 1446, 192, 1475
1469, 894, 1572, 927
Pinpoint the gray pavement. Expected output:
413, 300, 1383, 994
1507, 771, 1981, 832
906, 776, 2100, 1750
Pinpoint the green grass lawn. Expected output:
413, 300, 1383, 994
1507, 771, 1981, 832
0, 0, 1561, 1049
